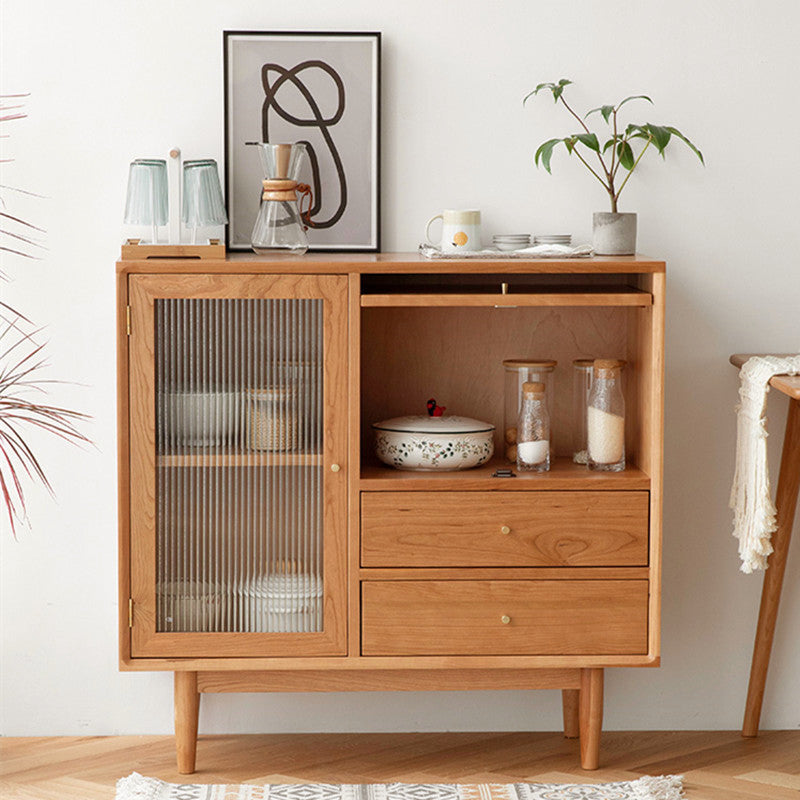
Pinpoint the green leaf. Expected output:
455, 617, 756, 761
534, 138, 563, 173
625, 123, 647, 137
523, 83, 549, 104
617, 95, 653, 111
602, 137, 618, 153
586, 104, 615, 124
666, 126, 705, 164
645, 124, 672, 155
574, 132, 600, 152
523, 80, 571, 105
617, 141, 635, 170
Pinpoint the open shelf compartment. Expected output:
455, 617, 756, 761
359, 273, 659, 485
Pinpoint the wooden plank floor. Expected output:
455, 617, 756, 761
2, 732, 798, 799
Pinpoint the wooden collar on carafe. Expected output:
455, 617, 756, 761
262, 178, 300, 201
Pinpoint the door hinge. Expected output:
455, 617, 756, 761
126, 305, 131, 336
128, 598, 134, 628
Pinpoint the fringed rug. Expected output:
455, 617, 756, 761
116, 773, 685, 800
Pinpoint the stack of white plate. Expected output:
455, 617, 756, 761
492, 234, 531, 251
533, 234, 572, 246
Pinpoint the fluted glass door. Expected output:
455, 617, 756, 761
128, 275, 347, 657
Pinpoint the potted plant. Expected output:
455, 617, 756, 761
524, 79, 704, 255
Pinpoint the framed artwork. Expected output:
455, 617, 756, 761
224, 30, 381, 252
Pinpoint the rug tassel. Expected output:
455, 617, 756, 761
116, 772, 160, 800
632, 774, 685, 799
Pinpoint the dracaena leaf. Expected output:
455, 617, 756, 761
625, 123, 647, 137
586, 104, 615, 124
523, 84, 549, 105
666, 126, 705, 164
534, 138, 563, 173
524, 79, 572, 105
617, 95, 653, 110
574, 133, 600, 152
645, 123, 672, 155
617, 141, 635, 170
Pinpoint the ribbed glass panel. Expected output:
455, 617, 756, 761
154, 298, 323, 633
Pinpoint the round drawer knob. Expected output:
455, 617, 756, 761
500, 525, 511, 535
501, 615, 511, 625
330, 463, 341, 473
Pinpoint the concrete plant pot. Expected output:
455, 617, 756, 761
592, 212, 637, 255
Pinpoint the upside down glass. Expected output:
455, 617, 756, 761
124, 158, 168, 244
182, 159, 228, 244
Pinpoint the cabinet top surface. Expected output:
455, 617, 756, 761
117, 251, 665, 275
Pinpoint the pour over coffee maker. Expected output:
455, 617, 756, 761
248, 143, 313, 255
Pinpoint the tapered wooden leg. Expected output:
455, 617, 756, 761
562, 689, 580, 739
743, 398, 800, 738
175, 671, 199, 774
579, 668, 603, 770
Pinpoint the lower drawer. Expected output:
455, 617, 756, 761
361, 579, 649, 656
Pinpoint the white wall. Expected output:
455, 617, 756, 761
2, 0, 798, 736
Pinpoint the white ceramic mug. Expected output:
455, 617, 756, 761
425, 209, 482, 252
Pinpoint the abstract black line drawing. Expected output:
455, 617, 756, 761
224, 31, 380, 252
261, 61, 347, 229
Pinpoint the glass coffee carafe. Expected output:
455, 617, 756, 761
248, 143, 313, 255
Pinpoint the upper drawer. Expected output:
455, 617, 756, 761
361, 491, 649, 568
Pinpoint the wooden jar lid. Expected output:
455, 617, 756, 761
593, 358, 626, 376
503, 358, 557, 370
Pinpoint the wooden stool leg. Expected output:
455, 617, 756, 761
175, 671, 199, 774
562, 689, 580, 739
743, 398, 800, 737
579, 668, 603, 769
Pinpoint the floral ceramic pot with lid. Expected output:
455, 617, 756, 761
372, 410, 495, 471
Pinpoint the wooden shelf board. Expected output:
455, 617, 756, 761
157, 449, 322, 467
120, 652, 660, 672
361, 287, 652, 308
359, 456, 650, 491
118, 252, 666, 276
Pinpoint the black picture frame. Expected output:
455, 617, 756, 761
224, 30, 381, 252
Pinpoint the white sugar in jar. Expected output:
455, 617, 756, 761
587, 359, 626, 472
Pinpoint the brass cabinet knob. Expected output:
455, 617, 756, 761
500, 525, 511, 535
330, 463, 341, 473
501, 615, 511, 625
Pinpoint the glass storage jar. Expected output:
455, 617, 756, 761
247, 388, 298, 451
502, 359, 556, 463
587, 359, 626, 472
572, 359, 594, 464
516, 381, 550, 472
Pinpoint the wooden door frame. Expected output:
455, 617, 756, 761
127, 273, 348, 658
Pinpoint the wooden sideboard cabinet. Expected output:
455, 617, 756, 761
117, 253, 665, 774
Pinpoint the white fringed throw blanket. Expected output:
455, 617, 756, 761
731, 354, 800, 572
